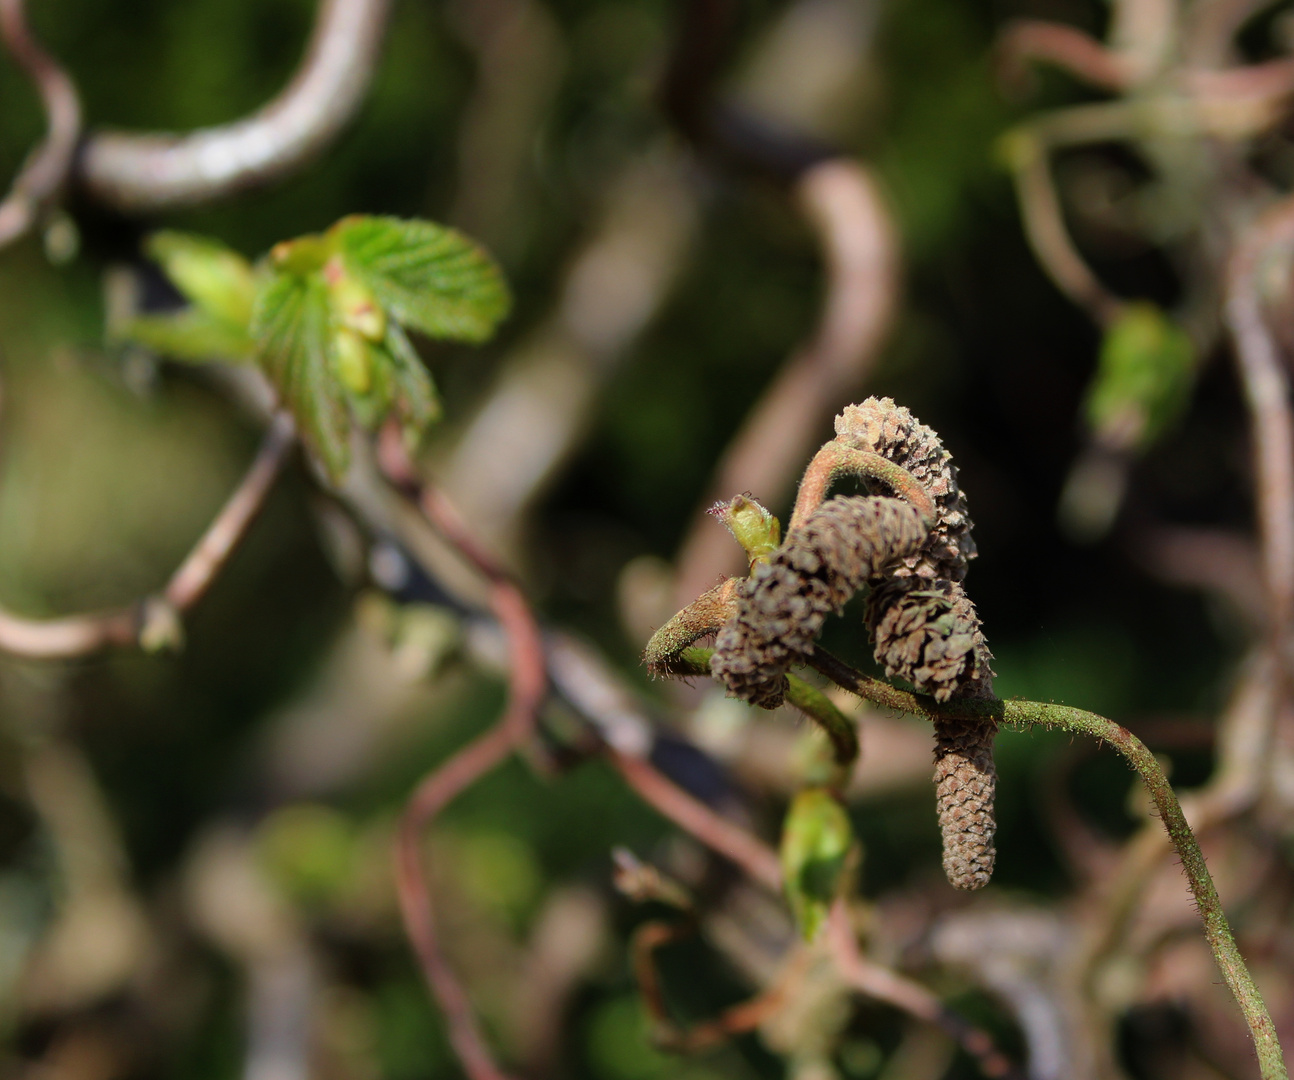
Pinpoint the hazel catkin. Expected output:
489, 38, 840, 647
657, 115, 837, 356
711, 495, 928, 708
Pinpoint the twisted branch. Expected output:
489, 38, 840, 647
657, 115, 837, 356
0, 0, 82, 246
78, 0, 391, 211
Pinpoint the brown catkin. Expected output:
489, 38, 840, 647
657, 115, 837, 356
931, 713, 998, 890
711, 495, 928, 708
833, 398, 976, 582
866, 577, 997, 889
841, 398, 998, 890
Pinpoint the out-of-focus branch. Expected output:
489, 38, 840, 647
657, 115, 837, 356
827, 903, 1023, 1080
1225, 200, 1294, 640
605, 747, 783, 892
0, 0, 82, 246
673, 160, 899, 604
381, 429, 546, 1080
1004, 130, 1123, 327
78, 0, 391, 212
0, 412, 295, 659
997, 19, 1130, 93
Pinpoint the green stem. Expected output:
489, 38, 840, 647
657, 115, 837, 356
677, 647, 858, 770
806, 648, 1288, 1080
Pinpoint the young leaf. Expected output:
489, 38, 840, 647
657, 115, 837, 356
384, 321, 440, 434
1086, 302, 1195, 451
332, 215, 511, 343
780, 788, 854, 940
120, 309, 254, 363
147, 231, 257, 328
252, 271, 351, 482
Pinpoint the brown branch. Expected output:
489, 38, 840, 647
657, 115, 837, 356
604, 748, 783, 893
78, 0, 391, 212
0, 413, 295, 659
827, 903, 1023, 1080
633, 918, 808, 1052
1005, 129, 1123, 326
381, 430, 546, 1080
996, 19, 1130, 93
0, 0, 82, 246
1225, 200, 1294, 639
673, 160, 899, 605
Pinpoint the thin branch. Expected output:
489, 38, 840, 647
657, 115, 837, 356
807, 648, 1290, 1080
633, 918, 809, 1052
604, 748, 783, 893
1004, 129, 1123, 326
0, 413, 295, 659
78, 0, 391, 212
827, 903, 1023, 1080
381, 432, 546, 1080
673, 161, 899, 605
0, 0, 82, 246
1225, 201, 1294, 639
996, 19, 1130, 93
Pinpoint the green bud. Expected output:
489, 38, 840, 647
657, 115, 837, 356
324, 256, 386, 340
780, 788, 854, 940
269, 234, 331, 276
711, 495, 781, 567
334, 327, 375, 395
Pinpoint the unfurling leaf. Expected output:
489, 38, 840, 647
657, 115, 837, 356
332, 215, 511, 343
780, 788, 854, 940
146, 231, 257, 328
127, 214, 506, 483
252, 272, 350, 482
1086, 302, 1194, 451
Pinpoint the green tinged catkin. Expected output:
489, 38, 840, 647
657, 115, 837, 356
838, 398, 998, 890
711, 495, 928, 709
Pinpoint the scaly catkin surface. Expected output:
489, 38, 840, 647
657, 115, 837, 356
711, 495, 927, 708
834, 397, 976, 582
842, 399, 997, 890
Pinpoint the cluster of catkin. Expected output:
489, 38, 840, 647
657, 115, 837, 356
711, 398, 998, 890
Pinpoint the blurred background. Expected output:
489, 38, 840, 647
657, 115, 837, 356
0, 0, 1291, 1076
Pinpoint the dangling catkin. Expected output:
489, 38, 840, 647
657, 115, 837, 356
839, 398, 998, 890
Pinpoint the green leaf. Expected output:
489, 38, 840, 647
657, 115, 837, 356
147, 231, 257, 327
119, 309, 254, 363
332, 215, 511, 343
1086, 302, 1195, 451
384, 321, 440, 434
780, 788, 854, 941
252, 271, 350, 482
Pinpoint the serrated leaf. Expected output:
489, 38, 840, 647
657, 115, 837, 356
780, 788, 854, 940
252, 271, 350, 482
332, 215, 510, 343
120, 309, 255, 363
1086, 302, 1195, 451
384, 321, 441, 434
147, 231, 257, 327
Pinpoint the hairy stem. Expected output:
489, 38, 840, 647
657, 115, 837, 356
790, 443, 935, 533
806, 647, 1288, 1080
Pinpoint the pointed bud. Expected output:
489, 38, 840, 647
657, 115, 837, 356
710, 494, 781, 568
324, 256, 386, 341
333, 327, 375, 395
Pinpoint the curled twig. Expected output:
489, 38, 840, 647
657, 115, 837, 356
79, 0, 391, 211
0, 0, 82, 246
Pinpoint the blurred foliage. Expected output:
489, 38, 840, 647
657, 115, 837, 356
0, 0, 1275, 1075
